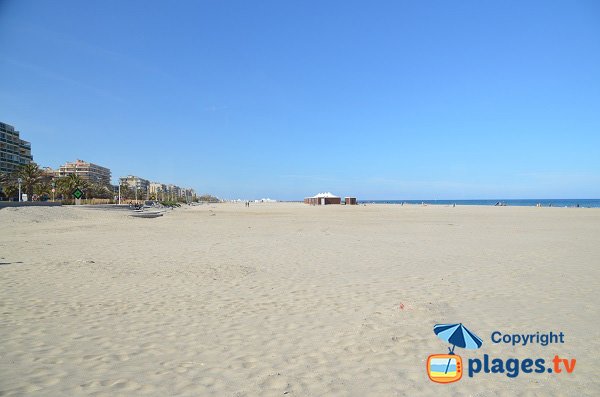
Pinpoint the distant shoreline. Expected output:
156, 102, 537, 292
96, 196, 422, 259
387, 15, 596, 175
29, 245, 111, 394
356, 199, 600, 208
248, 199, 600, 208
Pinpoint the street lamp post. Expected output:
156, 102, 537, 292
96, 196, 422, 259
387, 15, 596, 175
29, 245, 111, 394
18, 178, 22, 202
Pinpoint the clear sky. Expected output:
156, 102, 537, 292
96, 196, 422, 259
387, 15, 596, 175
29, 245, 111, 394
1, 0, 599, 200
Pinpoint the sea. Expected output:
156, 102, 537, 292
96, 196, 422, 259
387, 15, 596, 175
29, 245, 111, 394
357, 199, 600, 208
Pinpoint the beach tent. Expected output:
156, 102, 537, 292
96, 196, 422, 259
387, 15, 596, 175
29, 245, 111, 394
304, 192, 341, 205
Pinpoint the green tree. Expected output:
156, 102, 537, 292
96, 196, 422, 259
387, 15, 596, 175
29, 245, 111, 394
34, 181, 52, 198
55, 177, 69, 199
17, 163, 43, 200
198, 194, 220, 202
0, 171, 9, 188
56, 174, 88, 200
88, 183, 112, 199
0, 171, 17, 200
118, 183, 134, 200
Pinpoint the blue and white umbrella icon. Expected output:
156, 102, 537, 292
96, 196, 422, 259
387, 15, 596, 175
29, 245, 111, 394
433, 323, 483, 375
433, 323, 483, 354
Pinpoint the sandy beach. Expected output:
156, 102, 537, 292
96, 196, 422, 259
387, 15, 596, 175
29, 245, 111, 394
1, 203, 599, 396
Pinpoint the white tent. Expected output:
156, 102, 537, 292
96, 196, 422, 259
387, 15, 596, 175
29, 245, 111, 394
310, 192, 340, 198
304, 192, 341, 205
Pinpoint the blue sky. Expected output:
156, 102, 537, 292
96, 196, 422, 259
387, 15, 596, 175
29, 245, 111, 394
1, 0, 599, 200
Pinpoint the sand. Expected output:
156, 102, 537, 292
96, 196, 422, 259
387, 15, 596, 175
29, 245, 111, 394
1, 203, 599, 396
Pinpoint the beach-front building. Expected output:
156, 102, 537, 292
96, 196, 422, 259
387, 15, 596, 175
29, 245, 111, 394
0, 121, 33, 174
149, 182, 167, 199
304, 192, 341, 205
42, 167, 56, 177
183, 188, 196, 200
167, 184, 181, 199
345, 197, 357, 205
57, 159, 111, 186
120, 175, 150, 196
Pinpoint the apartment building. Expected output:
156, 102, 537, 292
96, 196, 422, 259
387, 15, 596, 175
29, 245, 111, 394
167, 184, 181, 198
57, 159, 112, 186
120, 175, 150, 195
149, 182, 167, 198
0, 121, 33, 174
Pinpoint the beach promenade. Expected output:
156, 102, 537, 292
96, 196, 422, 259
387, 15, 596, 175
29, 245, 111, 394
1, 203, 599, 396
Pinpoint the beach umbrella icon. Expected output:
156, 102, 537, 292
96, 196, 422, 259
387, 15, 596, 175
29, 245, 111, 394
434, 323, 483, 353
433, 323, 483, 375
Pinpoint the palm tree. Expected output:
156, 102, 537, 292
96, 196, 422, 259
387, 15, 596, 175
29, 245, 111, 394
88, 183, 112, 199
0, 171, 16, 200
119, 183, 134, 200
68, 174, 87, 190
17, 163, 43, 200
55, 177, 69, 199
56, 174, 88, 200
0, 171, 9, 187
34, 181, 52, 199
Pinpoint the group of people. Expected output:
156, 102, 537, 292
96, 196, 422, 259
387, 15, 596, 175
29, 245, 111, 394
128, 201, 143, 210
245, 201, 251, 207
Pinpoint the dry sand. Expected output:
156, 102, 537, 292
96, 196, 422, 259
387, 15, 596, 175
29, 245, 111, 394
1, 203, 599, 396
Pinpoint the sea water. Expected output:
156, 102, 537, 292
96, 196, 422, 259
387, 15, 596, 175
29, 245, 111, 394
359, 199, 600, 208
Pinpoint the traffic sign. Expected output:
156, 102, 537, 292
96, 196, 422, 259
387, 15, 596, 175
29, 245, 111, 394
72, 188, 84, 199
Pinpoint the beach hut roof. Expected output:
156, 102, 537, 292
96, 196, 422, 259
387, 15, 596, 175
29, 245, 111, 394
311, 192, 340, 198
